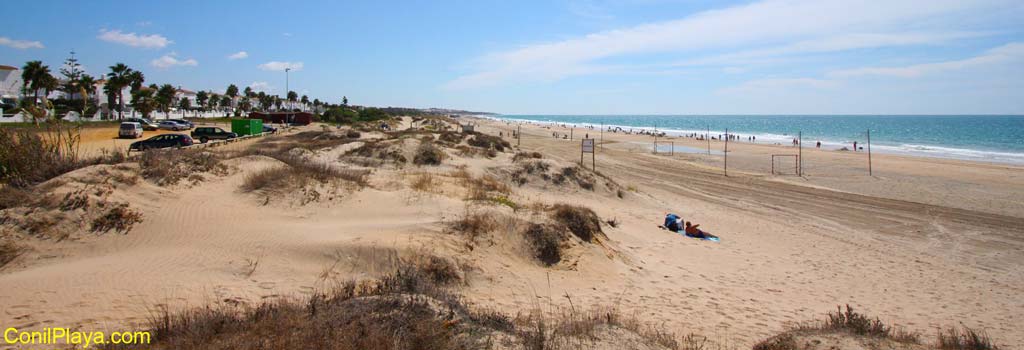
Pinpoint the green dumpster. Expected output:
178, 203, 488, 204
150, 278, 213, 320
231, 119, 263, 136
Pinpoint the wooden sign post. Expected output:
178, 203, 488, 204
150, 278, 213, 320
581, 138, 596, 171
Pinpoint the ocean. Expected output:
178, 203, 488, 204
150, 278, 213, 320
491, 115, 1024, 164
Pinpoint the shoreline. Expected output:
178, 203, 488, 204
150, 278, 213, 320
482, 115, 1024, 166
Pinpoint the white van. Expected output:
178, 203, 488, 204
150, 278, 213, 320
119, 122, 144, 139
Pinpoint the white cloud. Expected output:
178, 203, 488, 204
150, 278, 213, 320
151, 54, 198, 69
446, 0, 1017, 89
828, 42, 1024, 78
97, 29, 171, 48
718, 78, 838, 94
228, 51, 249, 60
674, 31, 989, 67
249, 81, 273, 92
258, 61, 303, 71
720, 42, 1024, 95
0, 37, 44, 49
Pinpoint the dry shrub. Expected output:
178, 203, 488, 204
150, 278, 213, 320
553, 166, 594, 190
822, 305, 919, 342
523, 223, 564, 266
446, 209, 497, 245
346, 141, 407, 165
240, 166, 293, 192
0, 186, 34, 210
241, 158, 369, 194
467, 132, 510, 152
0, 239, 23, 268
753, 333, 797, 350
938, 326, 999, 350
114, 255, 500, 350
289, 130, 360, 150
0, 123, 126, 188
139, 149, 226, 186
413, 142, 444, 166
549, 204, 602, 243
438, 131, 464, 145
408, 254, 462, 285
59, 188, 91, 211
19, 214, 60, 237
90, 203, 144, 234
410, 172, 439, 192
511, 160, 551, 186
517, 305, 679, 350
465, 174, 511, 201
513, 151, 543, 162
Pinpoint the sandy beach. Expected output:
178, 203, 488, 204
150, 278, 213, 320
1, 117, 1022, 349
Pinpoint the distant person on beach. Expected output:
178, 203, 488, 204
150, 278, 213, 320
853, 141, 858, 151
816, 141, 821, 148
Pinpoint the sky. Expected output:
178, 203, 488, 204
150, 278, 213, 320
2, 0, 1023, 115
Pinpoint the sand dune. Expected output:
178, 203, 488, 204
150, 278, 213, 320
1, 117, 1021, 349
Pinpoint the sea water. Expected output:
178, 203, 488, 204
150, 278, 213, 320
491, 115, 1024, 164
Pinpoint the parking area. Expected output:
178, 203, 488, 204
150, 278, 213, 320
78, 121, 258, 156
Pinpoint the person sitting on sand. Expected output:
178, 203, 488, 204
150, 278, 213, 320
684, 221, 710, 239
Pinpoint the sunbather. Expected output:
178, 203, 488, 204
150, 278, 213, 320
664, 213, 682, 232
684, 221, 711, 239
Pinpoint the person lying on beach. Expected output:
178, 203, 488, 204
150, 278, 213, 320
684, 221, 714, 239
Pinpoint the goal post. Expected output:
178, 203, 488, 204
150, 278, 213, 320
771, 154, 799, 175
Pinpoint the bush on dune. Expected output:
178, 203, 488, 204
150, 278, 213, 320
105, 254, 502, 350
467, 132, 510, 152
0, 239, 23, 268
549, 204, 603, 243
240, 156, 369, 194
139, 149, 226, 186
413, 142, 444, 166
523, 223, 564, 266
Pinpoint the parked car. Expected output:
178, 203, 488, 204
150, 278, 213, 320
262, 125, 278, 134
129, 134, 194, 151
167, 119, 194, 128
118, 122, 144, 139
191, 127, 238, 143
158, 120, 189, 131
125, 117, 159, 130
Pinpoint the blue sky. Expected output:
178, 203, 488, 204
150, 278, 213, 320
3, 0, 1023, 114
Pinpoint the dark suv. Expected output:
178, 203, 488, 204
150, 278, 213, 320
191, 127, 238, 143
129, 134, 194, 151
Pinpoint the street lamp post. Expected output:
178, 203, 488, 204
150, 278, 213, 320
285, 68, 291, 109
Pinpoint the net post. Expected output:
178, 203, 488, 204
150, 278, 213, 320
867, 129, 872, 176
798, 130, 803, 176
724, 128, 729, 176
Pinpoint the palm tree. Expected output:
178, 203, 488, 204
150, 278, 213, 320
155, 84, 177, 118
243, 86, 254, 98
208, 93, 220, 111
286, 91, 297, 111
226, 84, 239, 98
130, 87, 156, 118
106, 63, 134, 119
300, 95, 309, 111
20, 61, 50, 105
196, 91, 209, 111
77, 74, 97, 116
178, 96, 191, 117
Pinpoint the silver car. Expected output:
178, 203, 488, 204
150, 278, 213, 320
118, 122, 144, 138
158, 120, 189, 131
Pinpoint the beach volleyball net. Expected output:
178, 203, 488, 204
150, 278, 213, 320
771, 154, 800, 175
